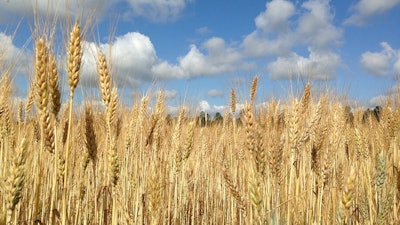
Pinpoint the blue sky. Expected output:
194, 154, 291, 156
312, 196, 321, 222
0, 0, 399, 114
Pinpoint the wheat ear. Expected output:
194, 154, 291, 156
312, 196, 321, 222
67, 22, 82, 95
48, 51, 61, 117
5, 138, 28, 224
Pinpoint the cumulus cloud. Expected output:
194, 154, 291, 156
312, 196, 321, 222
345, 0, 400, 26
207, 89, 224, 97
267, 50, 340, 80
163, 89, 177, 99
0, 0, 191, 24
243, 0, 295, 57
245, 0, 342, 80
196, 26, 212, 35
80, 33, 253, 87
197, 100, 225, 114
0, 0, 115, 23
0, 32, 32, 75
81, 32, 158, 87
154, 37, 253, 79
368, 84, 400, 107
368, 95, 388, 107
360, 42, 400, 76
125, 0, 192, 22
255, 0, 295, 34
296, 0, 342, 51
198, 100, 210, 112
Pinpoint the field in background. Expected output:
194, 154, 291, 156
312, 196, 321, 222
0, 20, 399, 225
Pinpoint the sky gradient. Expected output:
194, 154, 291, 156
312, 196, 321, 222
0, 0, 399, 114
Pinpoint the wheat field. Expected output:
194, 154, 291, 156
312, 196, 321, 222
0, 21, 399, 225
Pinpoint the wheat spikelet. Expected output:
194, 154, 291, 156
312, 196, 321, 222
222, 166, 246, 216
243, 103, 255, 154
0, 97, 11, 136
17, 99, 23, 123
145, 115, 158, 149
301, 97, 325, 143
83, 104, 97, 170
182, 120, 195, 161
249, 177, 262, 218
0, 72, 11, 101
377, 191, 392, 224
60, 105, 69, 146
58, 150, 65, 183
30, 119, 41, 143
254, 127, 266, 176
97, 52, 111, 106
35, 38, 48, 112
354, 128, 368, 160
48, 51, 61, 117
25, 79, 35, 115
311, 121, 327, 176
250, 76, 258, 103
155, 91, 165, 116
336, 163, 344, 192
5, 138, 28, 224
230, 88, 236, 113
173, 107, 185, 173
107, 87, 118, 129
376, 151, 386, 189
147, 167, 162, 225
138, 96, 149, 133
342, 167, 355, 211
289, 100, 300, 152
151, 92, 165, 152
67, 22, 82, 94
299, 81, 311, 116
109, 140, 119, 187
358, 190, 370, 224
394, 165, 400, 202
41, 107, 55, 153
269, 134, 284, 185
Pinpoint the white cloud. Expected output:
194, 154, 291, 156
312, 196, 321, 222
360, 52, 391, 76
268, 50, 340, 80
368, 83, 400, 107
243, 0, 295, 57
345, 0, 400, 26
243, 32, 293, 57
198, 100, 210, 112
0, 0, 190, 24
125, 0, 191, 22
360, 42, 399, 76
394, 58, 400, 75
0, 0, 115, 23
155, 37, 253, 79
368, 95, 388, 107
296, 0, 342, 51
163, 89, 177, 99
196, 26, 211, 35
81, 33, 253, 87
0, 32, 32, 75
197, 100, 226, 114
255, 0, 295, 33
243, 0, 342, 57
81, 32, 158, 87
248, 0, 343, 80
181, 38, 245, 76
207, 89, 224, 97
